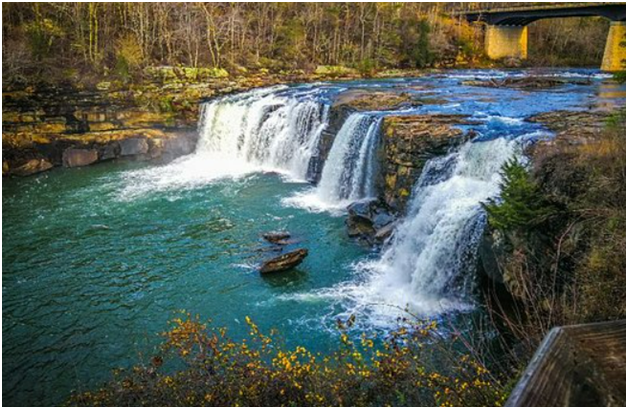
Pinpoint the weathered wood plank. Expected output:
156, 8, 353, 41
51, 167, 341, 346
506, 320, 626, 407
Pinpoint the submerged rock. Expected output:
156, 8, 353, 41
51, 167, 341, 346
262, 231, 291, 245
260, 248, 308, 274
461, 76, 592, 90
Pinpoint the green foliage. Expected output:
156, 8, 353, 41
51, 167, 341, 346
71, 313, 510, 407
484, 158, 557, 231
485, 111, 626, 352
612, 71, 626, 84
25, 18, 64, 61
356, 58, 377, 78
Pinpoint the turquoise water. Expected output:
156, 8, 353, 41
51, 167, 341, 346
3, 69, 624, 405
3, 162, 370, 405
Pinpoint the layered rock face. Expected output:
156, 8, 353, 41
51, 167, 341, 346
377, 114, 473, 211
307, 89, 422, 184
2, 86, 197, 176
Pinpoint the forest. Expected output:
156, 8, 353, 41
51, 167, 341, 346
2, 2, 612, 87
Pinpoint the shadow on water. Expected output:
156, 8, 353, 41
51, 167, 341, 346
260, 268, 309, 287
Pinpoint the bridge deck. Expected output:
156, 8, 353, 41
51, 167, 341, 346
453, 2, 624, 16
457, 2, 625, 25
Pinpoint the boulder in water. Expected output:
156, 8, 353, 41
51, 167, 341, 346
374, 222, 397, 242
119, 138, 149, 157
12, 158, 53, 176
260, 249, 308, 274
346, 199, 396, 243
262, 231, 291, 245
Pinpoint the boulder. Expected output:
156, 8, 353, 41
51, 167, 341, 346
374, 222, 397, 242
62, 148, 99, 167
12, 158, 53, 176
263, 231, 291, 245
119, 138, 149, 156
346, 199, 396, 243
260, 248, 308, 274
99, 142, 120, 161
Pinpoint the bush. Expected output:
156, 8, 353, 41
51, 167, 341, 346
70, 313, 510, 406
484, 158, 558, 231
484, 111, 626, 351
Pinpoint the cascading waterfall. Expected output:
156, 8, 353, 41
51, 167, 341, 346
285, 113, 382, 212
116, 87, 329, 199
307, 136, 522, 324
196, 88, 329, 180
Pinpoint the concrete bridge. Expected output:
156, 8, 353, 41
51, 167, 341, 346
457, 3, 626, 71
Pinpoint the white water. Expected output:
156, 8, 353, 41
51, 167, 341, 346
285, 113, 382, 212
291, 136, 522, 325
116, 87, 329, 199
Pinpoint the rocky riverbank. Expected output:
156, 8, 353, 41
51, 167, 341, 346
3, 67, 430, 177
478, 107, 626, 302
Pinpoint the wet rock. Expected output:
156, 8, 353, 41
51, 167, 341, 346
346, 199, 396, 243
263, 231, 291, 245
462, 76, 592, 90
12, 158, 53, 176
527, 110, 614, 140
379, 114, 474, 212
260, 248, 308, 274
99, 142, 120, 161
307, 104, 353, 183
333, 89, 421, 112
119, 138, 149, 156
62, 148, 99, 167
374, 222, 397, 242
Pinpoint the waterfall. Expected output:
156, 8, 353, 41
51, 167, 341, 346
116, 87, 329, 199
285, 113, 382, 212
196, 87, 329, 180
298, 136, 521, 324
355, 137, 518, 319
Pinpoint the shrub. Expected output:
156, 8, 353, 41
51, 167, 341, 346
484, 158, 558, 232
70, 313, 510, 407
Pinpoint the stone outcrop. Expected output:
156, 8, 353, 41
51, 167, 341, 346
2, 85, 198, 176
461, 76, 592, 90
346, 199, 396, 244
377, 114, 475, 211
260, 249, 309, 274
62, 148, 98, 168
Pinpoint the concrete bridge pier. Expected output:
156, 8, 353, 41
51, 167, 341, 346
602, 21, 626, 72
485, 25, 528, 60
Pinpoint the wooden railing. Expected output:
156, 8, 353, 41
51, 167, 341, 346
506, 320, 626, 406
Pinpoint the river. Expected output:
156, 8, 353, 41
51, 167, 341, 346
2, 68, 624, 405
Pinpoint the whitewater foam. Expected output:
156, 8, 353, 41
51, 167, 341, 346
284, 113, 382, 213
287, 136, 524, 325
115, 86, 329, 200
